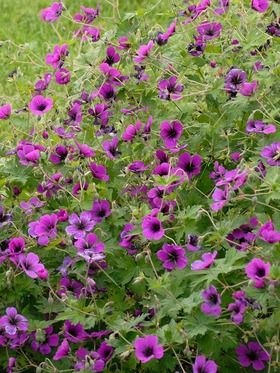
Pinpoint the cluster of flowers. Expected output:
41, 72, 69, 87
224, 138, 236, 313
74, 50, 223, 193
0, 0, 279, 371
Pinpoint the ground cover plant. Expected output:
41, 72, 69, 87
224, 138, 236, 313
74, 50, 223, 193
0, 0, 280, 371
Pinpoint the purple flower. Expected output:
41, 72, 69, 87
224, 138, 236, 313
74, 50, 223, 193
76, 142, 95, 158
227, 218, 257, 251
246, 120, 276, 135
8, 237, 25, 255
122, 121, 142, 142
225, 68, 247, 95
40, 2, 63, 22
28, 214, 58, 246
99, 83, 116, 101
201, 285, 222, 317
104, 46, 120, 65
88, 103, 111, 126
197, 22, 222, 40
192, 355, 218, 373
134, 40, 154, 63
251, 0, 269, 13
158, 76, 184, 101
89, 162, 109, 181
157, 243, 187, 271
35, 73, 52, 93
65, 101, 83, 128
191, 251, 217, 271
55, 68, 71, 85
102, 137, 120, 159
258, 220, 280, 243
7, 357, 16, 373
97, 341, 114, 361
128, 161, 148, 173
20, 197, 45, 215
49, 145, 68, 164
261, 142, 280, 166
0, 307, 28, 336
29, 95, 53, 116
119, 223, 139, 254
73, 5, 99, 24
142, 214, 164, 241
186, 234, 201, 251
177, 152, 202, 179
240, 80, 258, 96
64, 320, 88, 343
79, 26, 100, 42
156, 20, 176, 46
134, 335, 164, 363
245, 258, 270, 288
266, 23, 280, 37
0, 103, 12, 119
31, 326, 59, 355
160, 120, 183, 148
228, 300, 246, 325
188, 35, 206, 56
74, 233, 105, 254
91, 200, 111, 223
58, 277, 83, 299
45, 44, 69, 69
53, 339, 70, 361
236, 342, 269, 371
211, 187, 229, 211
18, 252, 47, 279
66, 212, 95, 239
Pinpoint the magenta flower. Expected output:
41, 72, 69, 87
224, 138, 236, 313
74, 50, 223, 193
245, 258, 270, 288
246, 120, 276, 134
49, 145, 68, 164
55, 68, 71, 85
157, 243, 187, 271
128, 161, 148, 173
40, 2, 63, 22
20, 197, 45, 215
258, 220, 280, 243
119, 223, 139, 254
211, 187, 229, 211
191, 251, 217, 271
18, 252, 47, 279
53, 339, 70, 361
224, 68, 247, 95
8, 237, 25, 255
240, 80, 258, 96
186, 234, 201, 251
73, 5, 99, 24
188, 35, 206, 56
104, 46, 120, 65
142, 214, 164, 241
201, 285, 222, 317
74, 232, 105, 254
156, 19, 176, 46
227, 300, 246, 325
46, 44, 68, 69
122, 121, 142, 142
65, 101, 83, 128
31, 326, 59, 355
88, 103, 111, 126
0, 307, 28, 336
79, 26, 100, 42
261, 142, 280, 166
35, 73, 52, 93
29, 95, 53, 116
160, 120, 183, 148
192, 355, 218, 373
251, 0, 269, 13
197, 22, 223, 40
102, 137, 120, 159
66, 212, 95, 239
16, 141, 45, 166
91, 200, 111, 223
76, 142, 95, 158
89, 162, 109, 181
134, 335, 164, 363
236, 342, 269, 371
158, 76, 184, 101
99, 83, 116, 101
64, 320, 88, 343
134, 40, 154, 63
177, 152, 202, 179
28, 214, 58, 246
0, 103, 12, 119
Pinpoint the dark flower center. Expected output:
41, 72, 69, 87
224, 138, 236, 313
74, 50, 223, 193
37, 103, 47, 111
183, 162, 195, 173
68, 326, 78, 337
77, 222, 86, 230
168, 128, 178, 138
209, 293, 218, 304
246, 350, 258, 361
231, 75, 243, 85
97, 209, 106, 218
205, 28, 215, 36
151, 222, 161, 232
168, 250, 179, 262
106, 56, 115, 65
143, 346, 154, 357
256, 267, 265, 277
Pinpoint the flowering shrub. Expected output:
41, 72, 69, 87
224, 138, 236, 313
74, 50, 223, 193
0, 0, 280, 371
